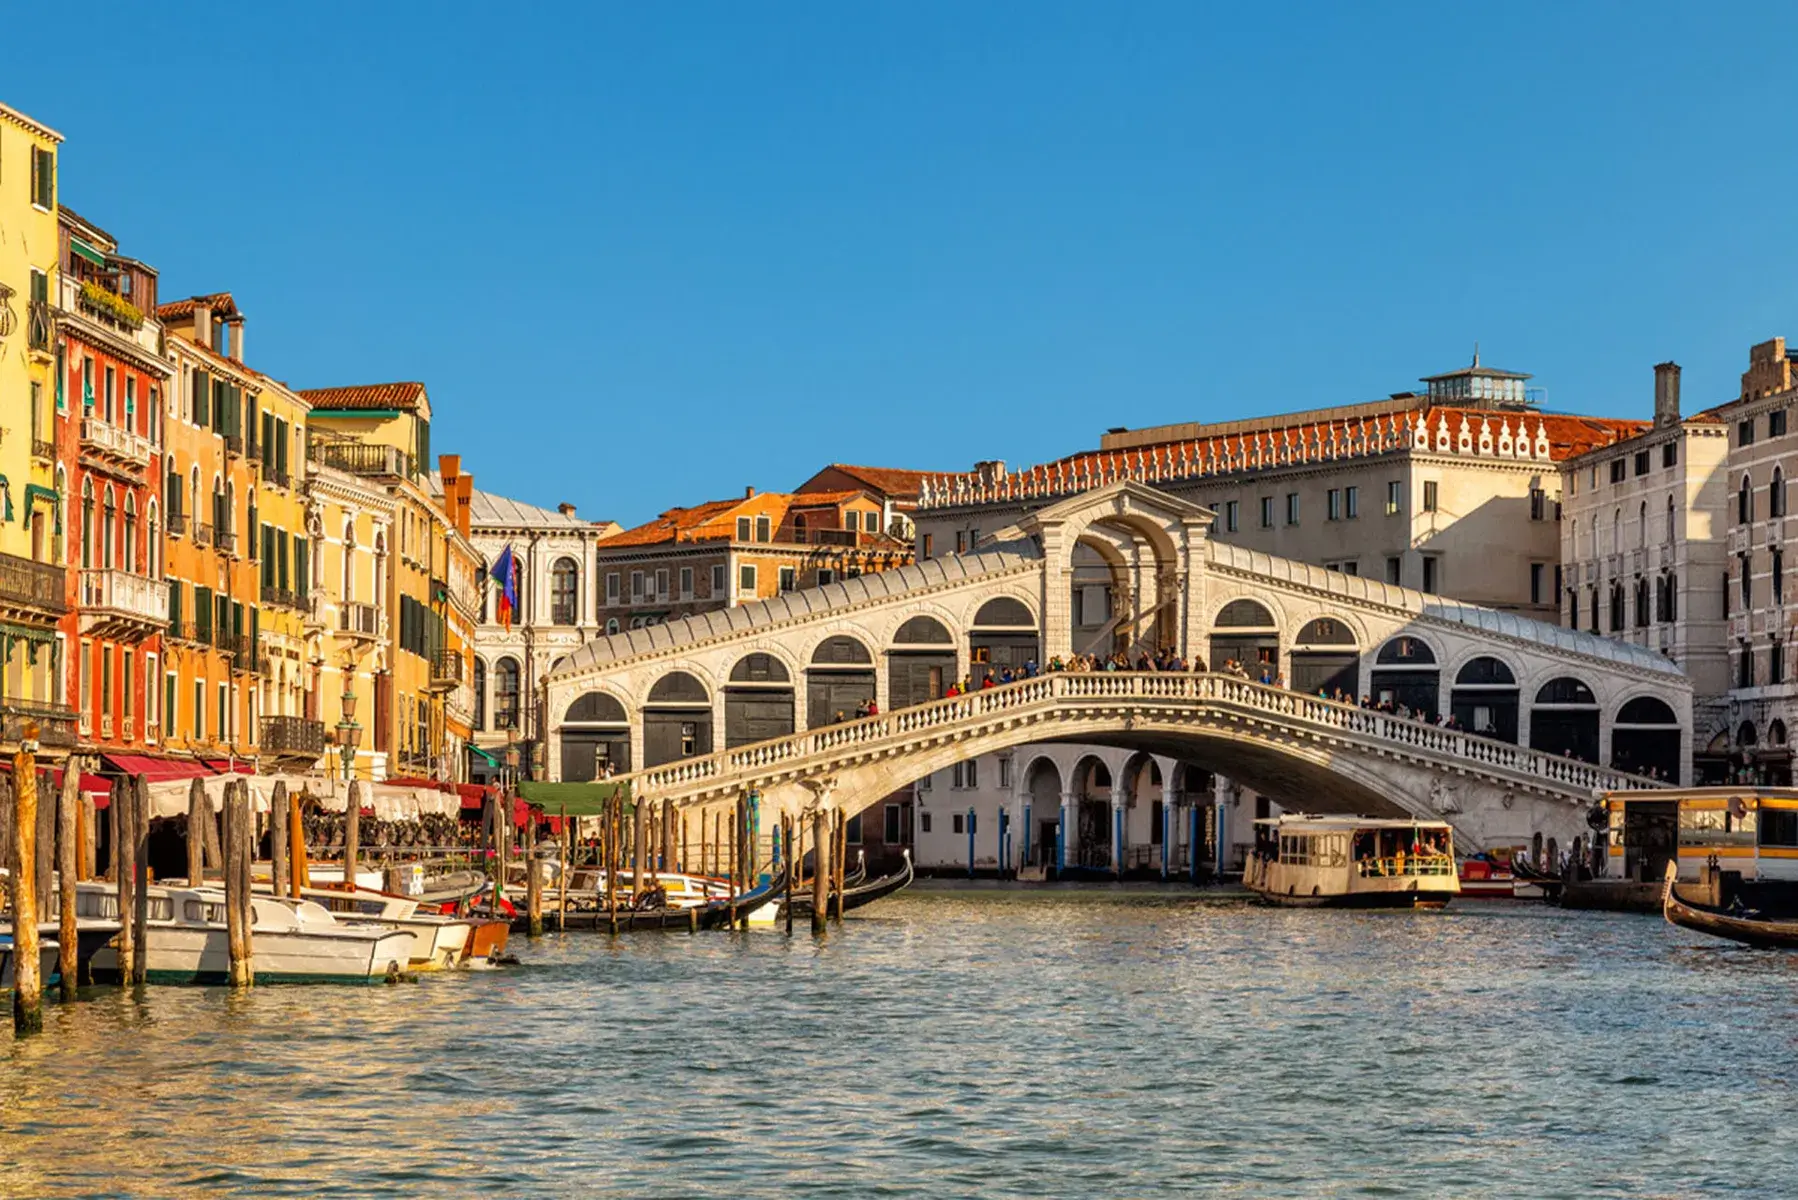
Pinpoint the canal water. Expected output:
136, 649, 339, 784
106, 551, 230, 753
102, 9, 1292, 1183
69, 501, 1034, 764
1, 890, 1793, 1198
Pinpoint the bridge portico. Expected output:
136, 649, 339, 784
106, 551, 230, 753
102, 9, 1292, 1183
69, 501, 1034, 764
548, 482, 1692, 853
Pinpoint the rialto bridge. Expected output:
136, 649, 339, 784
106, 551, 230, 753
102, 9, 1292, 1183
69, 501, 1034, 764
544, 482, 1691, 856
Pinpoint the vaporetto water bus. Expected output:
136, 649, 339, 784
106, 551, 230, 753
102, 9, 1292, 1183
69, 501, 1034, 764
1245, 815, 1460, 908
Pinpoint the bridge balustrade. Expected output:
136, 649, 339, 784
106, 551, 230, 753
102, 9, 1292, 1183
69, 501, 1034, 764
608, 672, 1668, 802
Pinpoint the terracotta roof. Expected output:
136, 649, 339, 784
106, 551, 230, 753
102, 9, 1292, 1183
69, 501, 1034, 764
298, 382, 428, 411
155, 292, 239, 321
789, 489, 871, 506
803, 464, 930, 500
599, 495, 801, 550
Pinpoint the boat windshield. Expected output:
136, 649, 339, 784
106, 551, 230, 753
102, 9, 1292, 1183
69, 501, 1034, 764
1352, 827, 1454, 877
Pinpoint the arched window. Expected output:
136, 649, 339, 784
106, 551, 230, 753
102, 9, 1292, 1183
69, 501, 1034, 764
1215, 599, 1276, 628
80, 479, 95, 569
165, 461, 181, 525
1609, 581, 1625, 631
1617, 696, 1678, 725
1612, 508, 1621, 555
224, 479, 235, 537
1665, 495, 1675, 545
551, 557, 579, 625
973, 597, 1035, 627
473, 659, 487, 731
373, 531, 387, 613
1740, 475, 1753, 525
1774, 467, 1787, 519
147, 498, 160, 577
123, 494, 138, 572
1295, 618, 1356, 646
605, 617, 619, 635
342, 522, 357, 603
893, 615, 953, 644
1638, 500, 1647, 549
1535, 677, 1597, 706
102, 486, 117, 569
1375, 636, 1436, 665
493, 657, 520, 729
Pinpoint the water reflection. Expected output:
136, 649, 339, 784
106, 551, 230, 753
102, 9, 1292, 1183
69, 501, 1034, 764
1, 892, 1793, 1197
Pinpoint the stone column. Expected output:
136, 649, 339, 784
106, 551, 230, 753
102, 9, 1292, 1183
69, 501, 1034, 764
1109, 779, 1128, 879
1057, 789, 1075, 875
1162, 783, 1183, 880
1214, 774, 1234, 876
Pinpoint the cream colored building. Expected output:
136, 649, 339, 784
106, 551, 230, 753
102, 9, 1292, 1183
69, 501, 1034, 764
1557, 362, 1729, 779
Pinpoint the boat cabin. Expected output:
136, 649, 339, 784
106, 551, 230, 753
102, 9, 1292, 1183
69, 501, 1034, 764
1606, 788, 1798, 882
1245, 815, 1459, 907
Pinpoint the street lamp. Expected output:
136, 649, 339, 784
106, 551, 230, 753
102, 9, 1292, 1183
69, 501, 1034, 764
504, 726, 519, 793
336, 683, 362, 786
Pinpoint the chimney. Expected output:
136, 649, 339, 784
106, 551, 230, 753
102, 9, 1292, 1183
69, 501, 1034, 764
227, 318, 245, 362
1653, 361, 1681, 427
744, 486, 755, 499
558, 502, 577, 516
193, 301, 213, 349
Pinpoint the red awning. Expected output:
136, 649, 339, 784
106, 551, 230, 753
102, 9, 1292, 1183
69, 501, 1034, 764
101, 753, 214, 782
46, 768, 117, 807
384, 775, 495, 812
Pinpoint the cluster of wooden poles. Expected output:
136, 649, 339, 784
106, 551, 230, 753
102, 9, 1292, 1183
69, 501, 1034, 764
507, 794, 856, 938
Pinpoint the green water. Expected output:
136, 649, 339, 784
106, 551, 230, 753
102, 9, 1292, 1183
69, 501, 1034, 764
1, 891, 1792, 1197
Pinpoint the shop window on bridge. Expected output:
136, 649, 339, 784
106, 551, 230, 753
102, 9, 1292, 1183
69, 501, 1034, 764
1371, 637, 1439, 719
644, 671, 712, 767
891, 616, 955, 710
1529, 676, 1600, 765
972, 597, 1038, 684
1291, 618, 1358, 696
1451, 656, 1519, 742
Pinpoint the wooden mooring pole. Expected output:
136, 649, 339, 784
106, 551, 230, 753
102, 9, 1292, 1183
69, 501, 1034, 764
344, 780, 362, 892
269, 781, 289, 898
727, 804, 739, 929
811, 807, 829, 935
834, 810, 848, 923
131, 776, 149, 986
10, 739, 43, 1034
525, 809, 544, 938
224, 780, 254, 988
58, 759, 80, 996
605, 794, 619, 936
186, 778, 207, 885
784, 813, 795, 936
558, 804, 569, 932
632, 795, 647, 904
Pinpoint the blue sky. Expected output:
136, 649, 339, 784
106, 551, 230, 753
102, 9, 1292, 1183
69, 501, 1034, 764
8, 3, 1795, 526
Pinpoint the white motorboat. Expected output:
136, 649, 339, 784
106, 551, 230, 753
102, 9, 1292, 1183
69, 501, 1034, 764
0, 935, 61, 988
258, 883, 474, 970
1244, 815, 1461, 908
82, 883, 417, 985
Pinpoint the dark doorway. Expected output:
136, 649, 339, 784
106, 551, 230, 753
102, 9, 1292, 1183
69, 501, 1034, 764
808, 635, 875, 727
1450, 656, 1520, 742
561, 691, 632, 778
1371, 636, 1439, 718
971, 597, 1039, 684
889, 654, 954, 709
1618, 799, 1678, 882
1529, 676, 1599, 764
643, 671, 712, 767
724, 652, 796, 747
1609, 695, 1681, 779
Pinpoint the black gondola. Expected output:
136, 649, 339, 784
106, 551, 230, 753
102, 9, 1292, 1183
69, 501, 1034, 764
1662, 862, 1798, 950
781, 850, 913, 918
514, 864, 790, 933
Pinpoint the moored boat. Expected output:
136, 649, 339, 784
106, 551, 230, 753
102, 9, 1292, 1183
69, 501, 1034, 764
1662, 862, 1798, 950
1245, 815, 1459, 908
256, 883, 475, 971
782, 850, 912, 918
0, 936, 61, 988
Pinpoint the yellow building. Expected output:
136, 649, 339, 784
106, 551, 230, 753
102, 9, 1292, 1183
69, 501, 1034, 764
0, 102, 71, 756
248, 374, 316, 768
301, 457, 392, 780
300, 383, 475, 780
155, 293, 265, 763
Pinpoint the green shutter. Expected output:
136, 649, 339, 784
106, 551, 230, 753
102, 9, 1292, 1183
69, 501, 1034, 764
193, 369, 210, 426
277, 530, 290, 590
295, 538, 308, 594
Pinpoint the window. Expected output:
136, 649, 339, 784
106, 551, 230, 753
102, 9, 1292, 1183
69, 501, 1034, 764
1663, 442, 1678, 469
1777, 549, 1785, 605
1609, 459, 1626, 484
1385, 481, 1402, 515
1740, 418, 1756, 448
679, 566, 693, 599
1386, 557, 1402, 585
1666, 496, 1676, 544
1284, 493, 1299, 525
1326, 489, 1341, 521
193, 680, 205, 741
1774, 468, 1787, 519
1773, 641, 1785, 686
630, 570, 645, 602
739, 564, 757, 594
1742, 553, 1752, 609
1568, 589, 1579, 630
1530, 563, 1545, 605
473, 659, 486, 730
952, 813, 965, 835
778, 566, 796, 592
1739, 641, 1753, 689
955, 531, 967, 553
655, 568, 669, 600
1634, 450, 1650, 477
1259, 497, 1274, 528
1224, 500, 1239, 532
1344, 486, 1358, 519
736, 516, 751, 541
755, 516, 771, 542
1740, 476, 1752, 525
817, 568, 836, 585
884, 805, 902, 845
1339, 560, 1358, 576
1530, 488, 1547, 521
711, 564, 726, 593
550, 557, 578, 625
494, 658, 520, 730
998, 756, 1012, 789
605, 572, 619, 606
1422, 481, 1439, 512
1773, 410, 1789, 438
218, 683, 229, 742
864, 511, 879, 534
920, 811, 932, 832
30, 145, 54, 209
1422, 556, 1439, 593
921, 534, 934, 558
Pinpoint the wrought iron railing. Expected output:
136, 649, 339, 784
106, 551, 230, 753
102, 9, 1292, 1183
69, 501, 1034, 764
311, 441, 411, 478
194, 522, 213, 548
339, 601, 380, 638
26, 300, 52, 353
166, 511, 187, 537
1, 701, 78, 748
260, 714, 325, 757
0, 553, 66, 614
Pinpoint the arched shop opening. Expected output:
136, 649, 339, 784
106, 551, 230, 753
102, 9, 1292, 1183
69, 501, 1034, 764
1529, 676, 1599, 764
1290, 617, 1358, 696
560, 691, 631, 779
889, 615, 956, 710
1021, 757, 1064, 869
807, 636, 874, 727
643, 671, 712, 767
724, 653, 795, 748
1071, 756, 1112, 871
970, 596, 1038, 685
1210, 599, 1278, 678
1371, 636, 1439, 719
1450, 656, 1520, 743
1609, 696, 1682, 781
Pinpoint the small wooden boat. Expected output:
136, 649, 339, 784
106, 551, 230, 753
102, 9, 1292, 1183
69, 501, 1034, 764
783, 851, 912, 918
1662, 862, 1798, 950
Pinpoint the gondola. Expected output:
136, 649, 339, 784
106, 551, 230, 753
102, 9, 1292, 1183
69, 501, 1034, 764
1662, 862, 1798, 950
518, 865, 790, 933
781, 850, 913, 918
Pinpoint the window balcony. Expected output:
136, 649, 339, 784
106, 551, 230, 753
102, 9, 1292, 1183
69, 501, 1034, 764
79, 417, 153, 472
265, 464, 292, 489
310, 440, 412, 479
223, 432, 244, 458
260, 584, 299, 610
338, 600, 380, 642
31, 437, 55, 462
166, 511, 187, 538
79, 569, 170, 639
194, 522, 214, 549
215, 528, 237, 556
426, 648, 464, 694
260, 714, 325, 760
26, 300, 53, 355
0, 552, 67, 623
2, 701, 78, 750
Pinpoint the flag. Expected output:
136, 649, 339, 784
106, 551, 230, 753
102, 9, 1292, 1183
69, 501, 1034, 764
493, 544, 520, 630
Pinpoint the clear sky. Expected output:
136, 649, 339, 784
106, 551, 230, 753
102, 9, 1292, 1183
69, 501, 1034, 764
8, 3, 1796, 526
